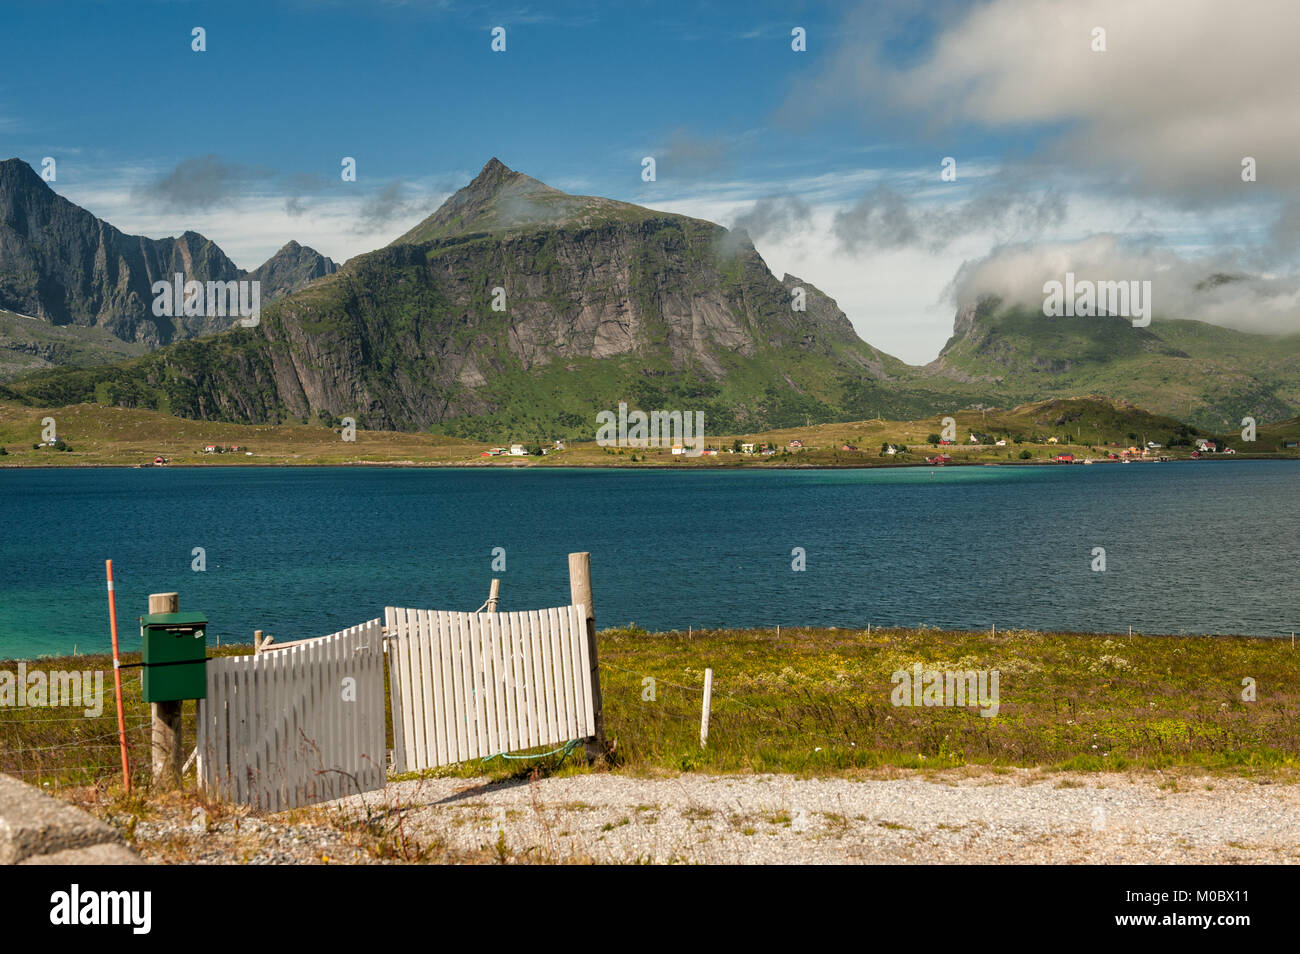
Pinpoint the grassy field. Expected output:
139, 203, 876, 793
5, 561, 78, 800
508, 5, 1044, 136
3, 398, 1299, 469
5, 625, 1297, 800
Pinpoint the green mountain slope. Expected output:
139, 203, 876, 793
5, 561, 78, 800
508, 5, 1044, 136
927, 297, 1300, 429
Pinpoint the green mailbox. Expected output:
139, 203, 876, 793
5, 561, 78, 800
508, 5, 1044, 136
141, 612, 208, 703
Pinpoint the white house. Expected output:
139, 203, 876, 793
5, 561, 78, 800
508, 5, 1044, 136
741, 442, 756, 454
509, 444, 527, 456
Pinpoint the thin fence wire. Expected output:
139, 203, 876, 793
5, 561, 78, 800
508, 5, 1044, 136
0, 712, 153, 790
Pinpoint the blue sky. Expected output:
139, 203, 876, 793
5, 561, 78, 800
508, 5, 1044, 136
3, 0, 1297, 362
5, 1, 875, 195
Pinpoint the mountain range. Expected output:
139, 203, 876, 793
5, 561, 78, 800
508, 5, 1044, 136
0, 157, 335, 373
1, 156, 1297, 435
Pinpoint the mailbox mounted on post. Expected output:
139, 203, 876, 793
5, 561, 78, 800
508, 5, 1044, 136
141, 612, 208, 702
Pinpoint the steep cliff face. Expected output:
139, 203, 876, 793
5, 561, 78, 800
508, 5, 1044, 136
246, 200, 903, 431
0, 158, 337, 350
0, 158, 243, 344
17, 159, 926, 435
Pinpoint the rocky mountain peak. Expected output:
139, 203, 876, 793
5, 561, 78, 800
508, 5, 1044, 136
393, 158, 653, 245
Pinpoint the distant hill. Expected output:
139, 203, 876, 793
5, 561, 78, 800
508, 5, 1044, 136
0, 308, 148, 379
925, 296, 1300, 429
0, 158, 337, 370
246, 240, 339, 302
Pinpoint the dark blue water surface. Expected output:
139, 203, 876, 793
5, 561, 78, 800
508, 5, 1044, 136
1, 462, 1296, 658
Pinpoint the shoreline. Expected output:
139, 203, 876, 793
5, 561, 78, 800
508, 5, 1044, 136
1, 454, 1295, 472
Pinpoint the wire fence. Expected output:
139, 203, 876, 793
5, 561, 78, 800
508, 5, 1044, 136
0, 712, 152, 790
0, 653, 159, 791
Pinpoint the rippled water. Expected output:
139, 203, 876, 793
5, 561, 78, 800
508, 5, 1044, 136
1, 461, 1296, 658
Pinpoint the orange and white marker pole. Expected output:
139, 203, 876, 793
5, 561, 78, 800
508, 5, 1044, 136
105, 559, 131, 793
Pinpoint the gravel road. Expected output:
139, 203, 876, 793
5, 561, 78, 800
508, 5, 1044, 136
336, 770, 1300, 864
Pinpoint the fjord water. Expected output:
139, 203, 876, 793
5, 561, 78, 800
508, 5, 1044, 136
0, 462, 1296, 658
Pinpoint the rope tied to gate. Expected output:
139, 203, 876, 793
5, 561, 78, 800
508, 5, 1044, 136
481, 738, 582, 765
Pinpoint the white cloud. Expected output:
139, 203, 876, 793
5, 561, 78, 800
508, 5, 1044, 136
58, 175, 448, 270
792, 0, 1300, 204
644, 166, 1274, 363
951, 236, 1300, 337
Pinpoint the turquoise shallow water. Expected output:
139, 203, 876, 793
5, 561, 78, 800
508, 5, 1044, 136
0, 462, 1296, 659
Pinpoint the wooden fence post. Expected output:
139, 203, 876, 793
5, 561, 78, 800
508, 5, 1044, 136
568, 552, 610, 762
149, 591, 183, 789
487, 578, 500, 613
700, 667, 713, 748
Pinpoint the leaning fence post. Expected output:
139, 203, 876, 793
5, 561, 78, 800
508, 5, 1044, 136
568, 552, 610, 762
487, 578, 500, 612
700, 667, 713, 748
149, 591, 183, 789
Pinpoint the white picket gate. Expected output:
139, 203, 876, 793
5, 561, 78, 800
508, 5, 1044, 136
196, 619, 387, 811
385, 604, 596, 773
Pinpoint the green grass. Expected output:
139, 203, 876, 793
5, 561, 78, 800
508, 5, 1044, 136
585, 625, 1300, 777
7, 625, 1298, 799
